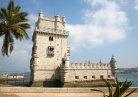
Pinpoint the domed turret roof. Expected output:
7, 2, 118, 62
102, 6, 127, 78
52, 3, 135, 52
110, 55, 116, 63
62, 14, 65, 18
39, 10, 43, 14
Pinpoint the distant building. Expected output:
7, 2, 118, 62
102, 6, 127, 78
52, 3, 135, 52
30, 11, 117, 84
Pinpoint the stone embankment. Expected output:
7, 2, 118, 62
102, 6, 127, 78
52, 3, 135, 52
0, 87, 138, 93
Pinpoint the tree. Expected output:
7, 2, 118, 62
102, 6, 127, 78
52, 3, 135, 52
91, 77, 136, 97
0, 0, 31, 56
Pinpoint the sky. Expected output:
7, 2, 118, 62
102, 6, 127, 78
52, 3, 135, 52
0, 0, 138, 72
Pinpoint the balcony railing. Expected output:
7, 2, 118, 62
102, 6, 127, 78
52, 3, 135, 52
48, 51, 54, 56
48, 51, 54, 54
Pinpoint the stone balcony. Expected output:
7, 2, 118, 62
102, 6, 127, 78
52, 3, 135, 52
48, 51, 54, 56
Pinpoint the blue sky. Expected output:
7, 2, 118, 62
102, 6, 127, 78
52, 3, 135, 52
0, 0, 138, 72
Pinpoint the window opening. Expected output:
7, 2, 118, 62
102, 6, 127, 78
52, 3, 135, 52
92, 76, 95, 78
67, 50, 70, 53
75, 76, 79, 80
100, 75, 104, 79
49, 36, 53, 41
84, 76, 87, 79
48, 46, 54, 56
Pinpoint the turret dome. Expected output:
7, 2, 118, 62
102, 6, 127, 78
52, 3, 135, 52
110, 54, 116, 63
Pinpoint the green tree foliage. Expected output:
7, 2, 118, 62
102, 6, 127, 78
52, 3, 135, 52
91, 77, 136, 97
0, 0, 31, 56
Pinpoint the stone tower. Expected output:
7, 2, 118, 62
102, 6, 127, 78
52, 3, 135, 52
30, 11, 70, 83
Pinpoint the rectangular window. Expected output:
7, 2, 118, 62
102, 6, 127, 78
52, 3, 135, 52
92, 76, 95, 78
84, 76, 87, 79
63, 61, 65, 65
108, 75, 110, 78
67, 50, 70, 53
49, 36, 53, 41
75, 76, 79, 80
100, 75, 104, 79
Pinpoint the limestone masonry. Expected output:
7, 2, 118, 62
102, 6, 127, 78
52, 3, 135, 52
30, 11, 117, 83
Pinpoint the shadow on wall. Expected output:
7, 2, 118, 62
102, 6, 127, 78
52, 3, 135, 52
43, 80, 64, 87
29, 66, 64, 87
43, 66, 64, 87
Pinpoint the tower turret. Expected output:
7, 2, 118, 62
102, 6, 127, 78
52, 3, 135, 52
65, 55, 69, 68
62, 53, 69, 68
110, 54, 117, 76
110, 55, 117, 68
38, 10, 44, 19
54, 13, 60, 30
54, 13, 60, 22
62, 14, 66, 26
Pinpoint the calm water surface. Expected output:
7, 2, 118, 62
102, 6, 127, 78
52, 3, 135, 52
2, 72, 138, 87
116, 73, 138, 87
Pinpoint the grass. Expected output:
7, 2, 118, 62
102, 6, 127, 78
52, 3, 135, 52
30, 80, 116, 87
63, 81, 116, 87
0, 79, 116, 87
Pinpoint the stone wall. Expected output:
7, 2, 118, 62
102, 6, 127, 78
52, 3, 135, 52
30, 11, 70, 82
0, 87, 137, 93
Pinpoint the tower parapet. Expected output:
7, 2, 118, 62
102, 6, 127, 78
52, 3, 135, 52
34, 11, 67, 35
63, 62, 111, 70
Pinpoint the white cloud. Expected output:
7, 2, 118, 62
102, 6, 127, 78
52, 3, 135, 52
84, 0, 106, 7
28, 14, 38, 32
0, 37, 32, 59
0, 37, 32, 71
67, 0, 130, 51
120, 0, 127, 5
28, 14, 38, 22
134, 0, 138, 10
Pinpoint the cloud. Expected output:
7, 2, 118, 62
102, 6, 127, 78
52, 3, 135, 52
134, 0, 138, 10
0, 37, 32, 61
119, 0, 127, 5
84, 0, 106, 7
28, 14, 38, 22
0, 37, 32, 71
28, 14, 38, 32
67, 0, 130, 51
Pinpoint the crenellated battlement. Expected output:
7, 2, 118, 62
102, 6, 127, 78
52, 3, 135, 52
34, 11, 67, 37
35, 27, 69, 36
38, 15, 64, 23
63, 63, 111, 69
38, 10, 65, 25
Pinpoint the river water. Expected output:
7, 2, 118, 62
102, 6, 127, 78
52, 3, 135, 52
116, 73, 138, 87
2, 72, 138, 87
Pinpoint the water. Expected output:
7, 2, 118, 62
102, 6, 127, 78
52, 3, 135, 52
116, 73, 138, 87
22, 73, 138, 87
2, 72, 31, 85
2, 72, 138, 87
